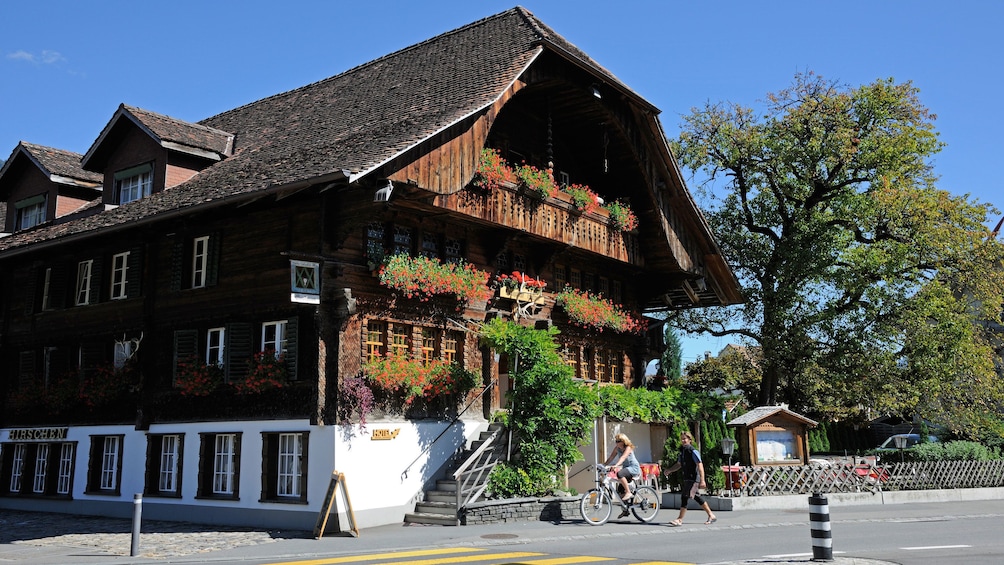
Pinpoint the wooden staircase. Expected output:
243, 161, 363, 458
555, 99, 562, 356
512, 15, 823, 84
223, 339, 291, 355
404, 422, 506, 526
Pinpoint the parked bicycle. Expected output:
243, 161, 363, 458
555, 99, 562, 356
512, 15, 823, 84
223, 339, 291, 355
580, 464, 660, 525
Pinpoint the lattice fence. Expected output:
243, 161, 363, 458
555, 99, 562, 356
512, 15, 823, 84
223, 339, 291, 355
726, 460, 1004, 496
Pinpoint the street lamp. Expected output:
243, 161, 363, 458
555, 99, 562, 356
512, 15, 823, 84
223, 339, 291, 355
893, 434, 909, 464
721, 437, 737, 496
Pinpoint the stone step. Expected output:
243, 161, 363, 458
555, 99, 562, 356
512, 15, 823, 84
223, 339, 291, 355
414, 500, 457, 515
403, 511, 457, 526
426, 489, 458, 503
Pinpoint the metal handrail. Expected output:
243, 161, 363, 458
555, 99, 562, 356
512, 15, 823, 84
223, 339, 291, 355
452, 425, 506, 525
400, 378, 498, 480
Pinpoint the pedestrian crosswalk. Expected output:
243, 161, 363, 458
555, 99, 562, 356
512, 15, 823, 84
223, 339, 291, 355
264, 547, 694, 565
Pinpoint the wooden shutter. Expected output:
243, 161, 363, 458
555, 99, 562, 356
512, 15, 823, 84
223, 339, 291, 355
173, 330, 198, 384
89, 256, 103, 304
206, 233, 221, 287
298, 432, 309, 501
23, 266, 38, 315
18, 350, 36, 387
285, 317, 299, 380
197, 433, 212, 497
261, 433, 276, 499
126, 245, 144, 298
79, 342, 105, 378
225, 323, 252, 381
48, 263, 68, 309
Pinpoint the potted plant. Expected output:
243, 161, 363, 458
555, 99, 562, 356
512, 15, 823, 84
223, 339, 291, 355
378, 253, 492, 304
555, 287, 646, 334
515, 163, 558, 200
234, 350, 288, 394
603, 200, 639, 232
561, 183, 602, 214
174, 358, 224, 397
473, 148, 515, 191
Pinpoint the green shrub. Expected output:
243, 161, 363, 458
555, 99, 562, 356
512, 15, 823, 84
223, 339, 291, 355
904, 440, 999, 462
486, 463, 533, 498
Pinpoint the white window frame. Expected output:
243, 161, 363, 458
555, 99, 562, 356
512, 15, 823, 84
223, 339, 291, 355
116, 166, 152, 204
290, 260, 320, 304
57, 443, 74, 495
207, 327, 226, 367
75, 260, 93, 305
110, 251, 130, 300
192, 236, 210, 289
9, 444, 26, 492
100, 436, 120, 490
41, 267, 52, 310
33, 444, 49, 493
15, 196, 46, 230
262, 321, 287, 359
212, 433, 237, 495
158, 435, 180, 493
277, 433, 302, 497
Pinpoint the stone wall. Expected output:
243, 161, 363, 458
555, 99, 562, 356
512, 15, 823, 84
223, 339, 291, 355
460, 496, 581, 525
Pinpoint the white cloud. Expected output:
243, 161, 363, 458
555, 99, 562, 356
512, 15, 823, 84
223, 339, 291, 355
6, 49, 66, 64
7, 50, 36, 62
40, 50, 66, 64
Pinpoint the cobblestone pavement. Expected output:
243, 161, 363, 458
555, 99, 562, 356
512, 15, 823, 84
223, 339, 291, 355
0, 510, 309, 559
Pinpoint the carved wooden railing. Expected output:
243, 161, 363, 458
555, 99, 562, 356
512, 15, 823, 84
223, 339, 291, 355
436, 183, 642, 265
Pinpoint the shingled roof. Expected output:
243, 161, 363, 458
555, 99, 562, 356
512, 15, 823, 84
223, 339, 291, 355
0, 6, 646, 255
0, 142, 102, 188
82, 104, 234, 169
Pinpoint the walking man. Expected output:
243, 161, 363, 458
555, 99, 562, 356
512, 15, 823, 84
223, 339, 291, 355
665, 430, 717, 525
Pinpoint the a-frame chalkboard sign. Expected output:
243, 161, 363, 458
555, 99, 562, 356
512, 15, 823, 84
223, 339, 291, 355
313, 470, 359, 538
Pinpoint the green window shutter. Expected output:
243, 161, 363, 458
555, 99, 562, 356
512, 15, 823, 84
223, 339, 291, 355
89, 256, 103, 304
207, 233, 221, 287
18, 350, 36, 387
126, 245, 144, 298
225, 322, 253, 381
298, 432, 309, 501
170, 240, 183, 292
79, 342, 105, 377
173, 330, 198, 384
48, 263, 68, 309
285, 317, 299, 380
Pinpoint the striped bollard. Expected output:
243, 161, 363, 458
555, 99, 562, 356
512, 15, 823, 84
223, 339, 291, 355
809, 492, 832, 561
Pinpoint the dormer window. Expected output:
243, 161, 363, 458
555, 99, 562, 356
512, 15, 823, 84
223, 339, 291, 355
114, 163, 153, 204
15, 195, 47, 230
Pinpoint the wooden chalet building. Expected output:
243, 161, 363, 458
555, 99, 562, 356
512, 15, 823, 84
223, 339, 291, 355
0, 8, 740, 529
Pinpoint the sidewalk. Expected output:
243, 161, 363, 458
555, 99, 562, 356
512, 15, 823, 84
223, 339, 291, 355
7, 496, 1004, 565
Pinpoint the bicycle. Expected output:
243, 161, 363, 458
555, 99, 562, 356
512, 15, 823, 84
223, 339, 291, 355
579, 464, 660, 525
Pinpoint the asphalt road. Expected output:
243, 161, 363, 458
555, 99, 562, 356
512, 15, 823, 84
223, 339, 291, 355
3, 499, 1003, 564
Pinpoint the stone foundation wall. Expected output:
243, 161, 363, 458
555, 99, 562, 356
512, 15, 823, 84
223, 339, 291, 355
461, 496, 581, 525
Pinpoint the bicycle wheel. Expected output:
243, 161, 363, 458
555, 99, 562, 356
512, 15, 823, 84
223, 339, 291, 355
631, 485, 660, 522
580, 488, 612, 525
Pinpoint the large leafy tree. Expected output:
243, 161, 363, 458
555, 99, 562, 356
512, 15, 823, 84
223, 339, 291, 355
671, 73, 1004, 435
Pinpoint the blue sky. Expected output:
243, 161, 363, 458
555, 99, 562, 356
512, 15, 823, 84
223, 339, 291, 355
3, 1, 1002, 363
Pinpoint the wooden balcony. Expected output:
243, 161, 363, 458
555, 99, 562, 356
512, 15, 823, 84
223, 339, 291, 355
434, 182, 642, 265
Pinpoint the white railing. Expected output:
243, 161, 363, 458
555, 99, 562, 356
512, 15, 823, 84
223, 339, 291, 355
722, 460, 1004, 496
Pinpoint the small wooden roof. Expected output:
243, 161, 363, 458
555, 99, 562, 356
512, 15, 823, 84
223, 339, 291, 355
727, 405, 817, 428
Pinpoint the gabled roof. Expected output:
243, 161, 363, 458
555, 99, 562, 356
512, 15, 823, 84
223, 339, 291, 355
727, 405, 818, 428
82, 104, 234, 170
0, 142, 102, 189
0, 7, 658, 255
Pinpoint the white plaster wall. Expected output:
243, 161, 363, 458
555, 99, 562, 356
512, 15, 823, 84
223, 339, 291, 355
5, 418, 495, 529
331, 418, 486, 528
